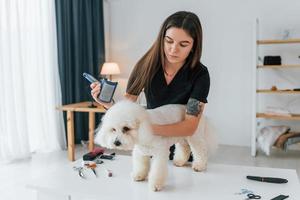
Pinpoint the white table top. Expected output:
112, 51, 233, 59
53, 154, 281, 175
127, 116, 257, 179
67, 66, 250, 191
27, 155, 300, 200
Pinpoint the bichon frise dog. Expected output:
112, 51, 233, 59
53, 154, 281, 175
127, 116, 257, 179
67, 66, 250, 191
95, 100, 216, 191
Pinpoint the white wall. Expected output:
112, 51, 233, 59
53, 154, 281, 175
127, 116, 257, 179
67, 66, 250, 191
104, 0, 300, 146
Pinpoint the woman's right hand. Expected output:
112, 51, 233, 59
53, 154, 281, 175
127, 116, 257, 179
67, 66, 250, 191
90, 82, 101, 103
90, 82, 113, 109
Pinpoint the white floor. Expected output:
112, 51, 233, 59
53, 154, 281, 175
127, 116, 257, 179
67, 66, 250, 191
0, 144, 299, 200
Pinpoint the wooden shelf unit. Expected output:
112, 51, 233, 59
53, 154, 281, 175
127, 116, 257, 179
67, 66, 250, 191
252, 19, 300, 156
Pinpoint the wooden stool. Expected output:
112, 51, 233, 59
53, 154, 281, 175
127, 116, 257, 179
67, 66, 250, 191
57, 102, 106, 161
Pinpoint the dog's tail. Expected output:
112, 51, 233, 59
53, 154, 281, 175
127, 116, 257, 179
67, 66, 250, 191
202, 116, 218, 156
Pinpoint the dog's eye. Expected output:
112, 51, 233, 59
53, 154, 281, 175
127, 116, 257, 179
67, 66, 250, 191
111, 128, 116, 132
122, 126, 131, 133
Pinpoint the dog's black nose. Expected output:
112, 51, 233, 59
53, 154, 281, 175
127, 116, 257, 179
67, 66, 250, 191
114, 140, 121, 146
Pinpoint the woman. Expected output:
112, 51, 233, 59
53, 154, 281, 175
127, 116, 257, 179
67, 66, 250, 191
91, 11, 210, 145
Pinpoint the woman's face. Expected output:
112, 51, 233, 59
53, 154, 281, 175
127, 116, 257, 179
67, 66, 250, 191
164, 27, 194, 65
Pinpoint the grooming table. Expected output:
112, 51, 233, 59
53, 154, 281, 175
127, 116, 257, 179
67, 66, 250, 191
27, 155, 300, 200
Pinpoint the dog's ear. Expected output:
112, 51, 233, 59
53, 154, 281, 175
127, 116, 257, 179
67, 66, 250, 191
128, 119, 140, 129
94, 127, 109, 148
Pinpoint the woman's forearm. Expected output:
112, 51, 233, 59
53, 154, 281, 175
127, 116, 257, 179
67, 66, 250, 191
97, 93, 138, 109
151, 117, 200, 137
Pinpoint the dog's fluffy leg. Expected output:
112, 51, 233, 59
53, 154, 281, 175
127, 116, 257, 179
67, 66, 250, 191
132, 146, 150, 181
173, 140, 191, 167
187, 138, 208, 172
148, 153, 168, 192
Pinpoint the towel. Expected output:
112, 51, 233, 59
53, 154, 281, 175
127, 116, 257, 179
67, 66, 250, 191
257, 126, 290, 156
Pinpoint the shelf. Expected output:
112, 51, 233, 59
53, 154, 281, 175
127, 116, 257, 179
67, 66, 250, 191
252, 20, 300, 156
257, 64, 300, 69
257, 38, 300, 44
257, 113, 300, 120
257, 90, 300, 94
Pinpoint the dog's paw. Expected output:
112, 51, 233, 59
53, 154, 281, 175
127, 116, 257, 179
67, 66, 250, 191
173, 159, 186, 167
149, 182, 164, 192
132, 172, 147, 181
192, 161, 207, 172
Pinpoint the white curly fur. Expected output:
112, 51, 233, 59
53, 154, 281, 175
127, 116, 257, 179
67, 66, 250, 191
95, 100, 217, 191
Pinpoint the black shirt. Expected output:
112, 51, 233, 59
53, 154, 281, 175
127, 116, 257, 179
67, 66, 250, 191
144, 62, 210, 109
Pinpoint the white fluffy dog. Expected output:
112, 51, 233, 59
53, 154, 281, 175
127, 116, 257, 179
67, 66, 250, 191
95, 100, 216, 191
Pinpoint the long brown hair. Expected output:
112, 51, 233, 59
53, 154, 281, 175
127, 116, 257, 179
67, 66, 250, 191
127, 11, 203, 95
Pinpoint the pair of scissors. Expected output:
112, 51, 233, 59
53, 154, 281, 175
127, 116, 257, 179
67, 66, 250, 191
246, 193, 261, 199
235, 189, 253, 195
73, 166, 86, 179
85, 163, 97, 177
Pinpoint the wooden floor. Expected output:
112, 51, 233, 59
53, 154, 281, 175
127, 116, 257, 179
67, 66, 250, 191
0, 144, 299, 199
